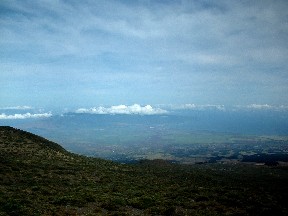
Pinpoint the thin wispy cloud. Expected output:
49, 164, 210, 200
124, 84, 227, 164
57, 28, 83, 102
234, 104, 288, 111
76, 104, 168, 115
246, 104, 272, 110
0, 112, 52, 120
171, 104, 226, 111
0, 106, 33, 110
166, 103, 288, 112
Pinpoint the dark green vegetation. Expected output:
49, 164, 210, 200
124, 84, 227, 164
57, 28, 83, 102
1, 126, 288, 215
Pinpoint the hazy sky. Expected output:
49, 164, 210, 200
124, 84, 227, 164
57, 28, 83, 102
1, 0, 288, 110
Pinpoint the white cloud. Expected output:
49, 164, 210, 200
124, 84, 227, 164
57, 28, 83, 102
76, 104, 168, 115
0, 112, 52, 120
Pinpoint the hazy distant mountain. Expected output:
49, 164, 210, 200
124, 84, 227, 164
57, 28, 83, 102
5, 109, 288, 135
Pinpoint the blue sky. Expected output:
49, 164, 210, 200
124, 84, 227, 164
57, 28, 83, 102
1, 0, 288, 112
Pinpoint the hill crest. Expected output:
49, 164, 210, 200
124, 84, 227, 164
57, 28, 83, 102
0, 126, 71, 162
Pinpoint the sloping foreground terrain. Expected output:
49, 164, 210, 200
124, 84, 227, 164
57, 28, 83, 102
0, 126, 288, 215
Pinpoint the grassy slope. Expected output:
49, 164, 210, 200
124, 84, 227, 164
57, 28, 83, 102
1, 126, 288, 215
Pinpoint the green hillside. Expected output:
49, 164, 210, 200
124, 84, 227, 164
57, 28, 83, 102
1, 126, 288, 215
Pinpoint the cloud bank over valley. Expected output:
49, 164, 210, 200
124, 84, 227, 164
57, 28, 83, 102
1, 103, 288, 120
